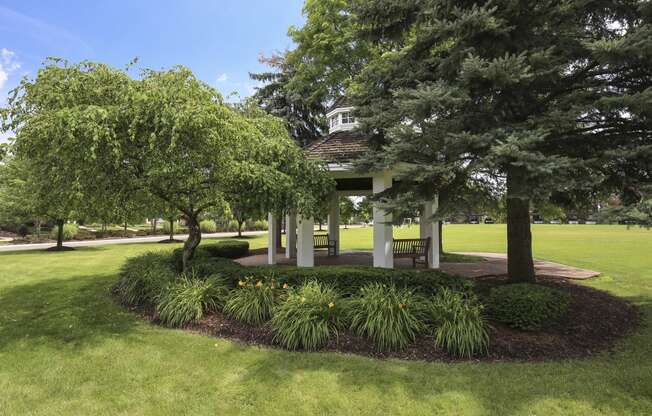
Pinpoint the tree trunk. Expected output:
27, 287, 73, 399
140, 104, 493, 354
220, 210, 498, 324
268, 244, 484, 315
123, 221, 128, 238
169, 219, 175, 241
56, 219, 64, 250
237, 219, 243, 237
151, 218, 157, 235
36, 219, 41, 240
275, 218, 283, 249
182, 215, 201, 272
439, 220, 444, 255
506, 166, 535, 282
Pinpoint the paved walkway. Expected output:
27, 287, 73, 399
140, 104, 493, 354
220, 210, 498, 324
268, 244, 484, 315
235, 250, 600, 280
0, 231, 266, 253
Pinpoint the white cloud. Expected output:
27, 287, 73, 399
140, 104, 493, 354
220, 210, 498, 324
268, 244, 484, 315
216, 73, 228, 83
0, 48, 20, 89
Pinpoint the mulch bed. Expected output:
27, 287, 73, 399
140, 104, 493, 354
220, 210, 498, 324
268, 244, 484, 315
127, 277, 642, 362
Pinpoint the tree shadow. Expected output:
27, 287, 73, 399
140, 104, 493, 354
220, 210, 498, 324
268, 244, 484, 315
0, 273, 140, 349
0, 245, 109, 257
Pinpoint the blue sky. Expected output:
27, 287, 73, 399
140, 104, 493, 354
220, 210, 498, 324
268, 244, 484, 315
0, 0, 305, 140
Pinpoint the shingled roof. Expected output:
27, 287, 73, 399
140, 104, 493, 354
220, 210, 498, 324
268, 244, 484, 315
305, 130, 369, 163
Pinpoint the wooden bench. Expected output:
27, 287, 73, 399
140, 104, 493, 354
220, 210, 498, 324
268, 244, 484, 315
393, 237, 430, 268
314, 234, 337, 256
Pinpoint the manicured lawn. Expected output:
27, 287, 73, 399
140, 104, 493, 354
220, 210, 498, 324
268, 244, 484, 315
0, 225, 650, 415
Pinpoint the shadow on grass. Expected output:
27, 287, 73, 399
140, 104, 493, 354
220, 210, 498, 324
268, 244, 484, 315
0, 273, 139, 349
0, 245, 110, 257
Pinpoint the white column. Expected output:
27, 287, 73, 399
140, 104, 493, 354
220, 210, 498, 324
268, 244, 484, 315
373, 172, 393, 268
419, 197, 440, 269
286, 213, 297, 259
267, 213, 278, 265
328, 196, 340, 255
297, 215, 315, 267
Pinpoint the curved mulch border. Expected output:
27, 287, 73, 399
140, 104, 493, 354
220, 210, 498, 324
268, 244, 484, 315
126, 278, 641, 362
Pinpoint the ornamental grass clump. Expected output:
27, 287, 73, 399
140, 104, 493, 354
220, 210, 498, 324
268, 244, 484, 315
349, 283, 426, 351
156, 272, 230, 327
224, 276, 281, 325
429, 289, 489, 358
271, 281, 342, 351
114, 252, 176, 306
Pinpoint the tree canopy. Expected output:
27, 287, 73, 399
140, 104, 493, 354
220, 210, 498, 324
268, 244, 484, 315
257, 0, 652, 282
2, 60, 334, 265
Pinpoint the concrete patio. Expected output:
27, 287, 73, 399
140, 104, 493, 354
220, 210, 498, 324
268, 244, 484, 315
235, 249, 600, 280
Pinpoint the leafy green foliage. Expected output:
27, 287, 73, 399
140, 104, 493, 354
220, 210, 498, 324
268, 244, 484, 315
429, 289, 489, 358
348, 283, 426, 351
49, 223, 79, 241
114, 252, 176, 306
199, 220, 217, 233
271, 281, 342, 351
488, 284, 571, 331
199, 240, 249, 259
224, 276, 280, 325
156, 272, 230, 327
217, 265, 474, 297
162, 221, 184, 234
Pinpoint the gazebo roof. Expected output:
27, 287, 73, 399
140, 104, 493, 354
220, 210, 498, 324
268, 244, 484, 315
305, 130, 369, 163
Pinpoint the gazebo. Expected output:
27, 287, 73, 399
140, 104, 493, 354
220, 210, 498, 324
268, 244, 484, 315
266, 100, 440, 269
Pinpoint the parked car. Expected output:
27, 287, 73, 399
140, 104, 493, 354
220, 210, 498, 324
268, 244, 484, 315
484, 217, 495, 224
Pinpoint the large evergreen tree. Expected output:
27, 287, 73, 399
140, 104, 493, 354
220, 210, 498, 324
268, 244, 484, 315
347, 0, 652, 281
277, 0, 651, 282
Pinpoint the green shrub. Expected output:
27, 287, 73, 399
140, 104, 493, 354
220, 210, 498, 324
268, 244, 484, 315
200, 240, 249, 259
171, 241, 249, 268
271, 281, 342, 350
488, 283, 571, 331
429, 289, 489, 358
199, 219, 217, 233
224, 276, 281, 325
219, 265, 473, 298
348, 283, 426, 351
114, 252, 176, 306
49, 223, 79, 240
156, 272, 230, 327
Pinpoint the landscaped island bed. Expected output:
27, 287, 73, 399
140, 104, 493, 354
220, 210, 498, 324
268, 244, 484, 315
115, 240, 641, 362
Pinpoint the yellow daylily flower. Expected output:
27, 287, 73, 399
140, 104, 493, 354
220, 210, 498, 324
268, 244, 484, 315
255, 281, 263, 288
283, 283, 289, 289
238, 280, 246, 287
328, 302, 335, 309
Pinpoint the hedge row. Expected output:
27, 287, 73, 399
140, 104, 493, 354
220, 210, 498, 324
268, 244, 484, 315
173, 241, 474, 297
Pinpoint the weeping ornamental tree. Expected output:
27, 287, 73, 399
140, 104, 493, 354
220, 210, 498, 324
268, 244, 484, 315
3, 61, 333, 266
1, 60, 131, 250
119, 68, 333, 271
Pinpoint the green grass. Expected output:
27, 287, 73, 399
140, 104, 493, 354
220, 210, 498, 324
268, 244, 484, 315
0, 225, 651, 415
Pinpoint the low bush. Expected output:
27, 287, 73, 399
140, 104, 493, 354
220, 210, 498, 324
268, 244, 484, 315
488, 283, 571, 331
171, 241, 250, 270
224, 276, 281, 325
200, 240, 249, 259
200, 219, 218, 233
49, 223, 79, 241
217, 265, 473, 298
271, 281, 342, 350
156, 272, 230, 327
348, 283, 426, 351
114, 252, 176, 306
428, 289, 489, 358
